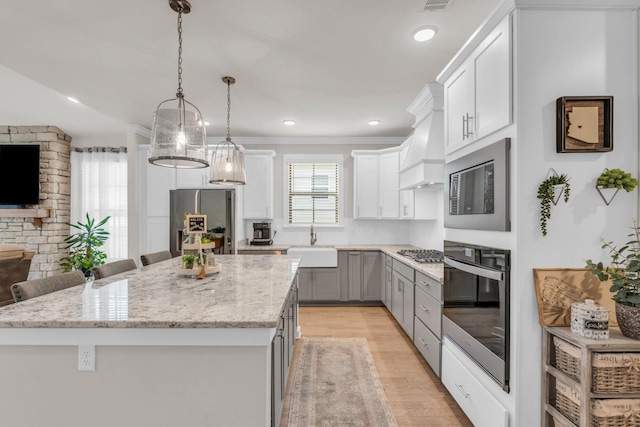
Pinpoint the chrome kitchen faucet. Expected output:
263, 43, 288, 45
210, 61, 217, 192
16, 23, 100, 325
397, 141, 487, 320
310, 225, 317, 246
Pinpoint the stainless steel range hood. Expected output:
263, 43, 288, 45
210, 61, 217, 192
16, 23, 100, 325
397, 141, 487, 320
399, 82, 444, 190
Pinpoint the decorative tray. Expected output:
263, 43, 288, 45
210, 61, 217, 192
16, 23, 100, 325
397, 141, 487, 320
182, 242, 216, 250
175, 263, 221, 276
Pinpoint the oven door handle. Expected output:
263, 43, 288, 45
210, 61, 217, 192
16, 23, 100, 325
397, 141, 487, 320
444, 257, 503, 281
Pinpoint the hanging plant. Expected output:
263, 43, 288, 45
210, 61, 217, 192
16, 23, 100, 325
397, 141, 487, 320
596, 168, 638, 205
597, 168, 638, 191
537, 172, 570, 236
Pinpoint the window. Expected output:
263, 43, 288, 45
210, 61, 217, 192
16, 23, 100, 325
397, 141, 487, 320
70, 147, 128, 260
285, 155, 342, 225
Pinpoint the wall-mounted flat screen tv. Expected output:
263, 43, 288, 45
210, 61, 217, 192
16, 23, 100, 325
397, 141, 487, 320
0, 144, 40, 206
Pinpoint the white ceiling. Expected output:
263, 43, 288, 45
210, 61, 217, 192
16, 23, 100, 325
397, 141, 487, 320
0, 0, 500, 142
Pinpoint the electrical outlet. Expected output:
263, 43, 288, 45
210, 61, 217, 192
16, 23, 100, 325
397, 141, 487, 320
78, 345, 95, 371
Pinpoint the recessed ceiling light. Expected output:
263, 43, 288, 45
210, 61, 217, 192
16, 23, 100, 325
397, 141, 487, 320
67, 96, 80, 103
368, 120, 381, 126
204, 121, 210, 126
412, 26, 438, 42
283, 120, 295, 126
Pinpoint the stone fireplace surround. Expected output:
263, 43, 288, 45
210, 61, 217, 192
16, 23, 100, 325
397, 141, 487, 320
0, 126, 71, 279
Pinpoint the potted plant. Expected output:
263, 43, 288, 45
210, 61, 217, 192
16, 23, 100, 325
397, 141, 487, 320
596, 168, 638, 205
213, 225, 226, 238
537, 173, 570, 236
586, 220, 640, 339
182, 253, 196, 269
60, 214, 110, 278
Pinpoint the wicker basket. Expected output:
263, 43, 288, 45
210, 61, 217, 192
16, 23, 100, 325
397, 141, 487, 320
592, 399, 640, 427
555, 379, 580, 425
592, 353, 640, 393
553, 337, 581, 382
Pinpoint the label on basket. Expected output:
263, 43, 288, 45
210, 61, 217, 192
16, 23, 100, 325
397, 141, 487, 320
556, 380, 581, 405
592, 352, 640, 368
592, 399, 640, 417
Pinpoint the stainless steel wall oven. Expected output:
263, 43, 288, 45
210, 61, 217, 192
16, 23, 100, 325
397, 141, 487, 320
443, 240, 510, 392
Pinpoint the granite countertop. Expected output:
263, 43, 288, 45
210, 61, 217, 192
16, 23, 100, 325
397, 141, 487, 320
0, 255, 300, 329
237, 242, 444, 282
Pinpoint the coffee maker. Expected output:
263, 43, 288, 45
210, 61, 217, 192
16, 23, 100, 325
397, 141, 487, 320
250, 222, 273, 246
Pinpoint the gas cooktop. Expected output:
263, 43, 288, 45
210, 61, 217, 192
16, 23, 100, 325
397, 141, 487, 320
396, 249, 444, 263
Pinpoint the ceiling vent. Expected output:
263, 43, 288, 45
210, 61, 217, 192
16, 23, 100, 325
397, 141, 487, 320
422, 0, 452, 11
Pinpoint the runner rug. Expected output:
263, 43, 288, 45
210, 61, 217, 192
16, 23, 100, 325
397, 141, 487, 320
286, 337, 398, 427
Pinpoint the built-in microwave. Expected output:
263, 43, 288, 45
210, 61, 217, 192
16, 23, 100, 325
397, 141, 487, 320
444, 138, 510, 231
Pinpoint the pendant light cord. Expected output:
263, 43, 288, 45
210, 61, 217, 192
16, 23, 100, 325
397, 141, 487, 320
226, 80, 232, 142
176, 7, 184, 99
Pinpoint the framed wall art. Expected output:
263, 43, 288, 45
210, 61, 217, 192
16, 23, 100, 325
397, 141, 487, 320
556, 96, 613, 153
533, 268, 617, 327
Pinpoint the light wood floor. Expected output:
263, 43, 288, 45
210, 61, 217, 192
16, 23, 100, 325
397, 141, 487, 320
280, 306, 473, 427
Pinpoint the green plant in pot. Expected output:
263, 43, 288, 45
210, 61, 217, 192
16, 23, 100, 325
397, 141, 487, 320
60, 214, 110, 278
596, 168, 638, 205
597, 168, 638, 192
182, 253, 196, 269
537, 173, 570, 236
586, 220, 640, 340
212, 225, 226, 238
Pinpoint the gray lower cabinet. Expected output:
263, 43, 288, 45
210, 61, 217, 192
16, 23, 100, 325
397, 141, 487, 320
381, 254, 392, 308
337, 251, 382, 302
272, 283, 297, 427
297, 267, 339, 302
362, 251, 382, 300
413, 270, 443, 377
391, 259, 415, 339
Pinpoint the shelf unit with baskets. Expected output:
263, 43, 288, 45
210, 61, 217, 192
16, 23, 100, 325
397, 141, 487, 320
543, 326, 640, 427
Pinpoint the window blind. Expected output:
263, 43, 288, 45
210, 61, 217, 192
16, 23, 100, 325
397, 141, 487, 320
288, 162, 339, 224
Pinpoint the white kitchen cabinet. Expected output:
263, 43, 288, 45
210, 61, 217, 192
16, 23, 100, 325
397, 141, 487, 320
353, 154, 379, 218
442, 15, 511, 154
378, 152, 399, 218
353, 150, 403, 219
243, 152, 275, 219
400, 190, 415, 219
175, 167, 209, 188
444, 64, 474, 149
442, 340, 508, 427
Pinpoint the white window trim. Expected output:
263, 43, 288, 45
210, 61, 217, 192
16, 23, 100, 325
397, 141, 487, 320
283, 154, 344, 229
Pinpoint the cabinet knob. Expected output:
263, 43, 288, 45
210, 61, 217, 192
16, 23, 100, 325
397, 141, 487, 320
419, 280, 430, 288
419, 304, 429, 312
418, 337, 428, 347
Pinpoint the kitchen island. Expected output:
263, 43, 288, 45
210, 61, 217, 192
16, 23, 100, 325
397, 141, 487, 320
0, 254, 300, 427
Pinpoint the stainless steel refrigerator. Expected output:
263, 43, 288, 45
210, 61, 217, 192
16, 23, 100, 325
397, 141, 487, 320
169, 189, 235, 256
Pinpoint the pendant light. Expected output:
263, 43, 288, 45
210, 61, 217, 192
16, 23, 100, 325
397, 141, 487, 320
209, 76, 246, 185
148, 0, 208, 169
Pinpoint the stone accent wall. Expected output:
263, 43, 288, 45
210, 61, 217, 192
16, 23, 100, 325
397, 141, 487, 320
0, 126, 71, 279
